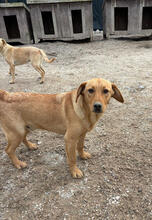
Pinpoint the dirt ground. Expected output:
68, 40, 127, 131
0, 35, 152, 220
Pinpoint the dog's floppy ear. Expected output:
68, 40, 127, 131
112, 83, 124, 103
2, 39, 6, 45
76, 82, 87, 102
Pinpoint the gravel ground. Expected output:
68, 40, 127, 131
0, 35, 152, 219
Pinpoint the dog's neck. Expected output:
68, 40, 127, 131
0, 43, 11, 56
0, 46, 4, 53
83, 97, 102, 131
73, 92, 85, 120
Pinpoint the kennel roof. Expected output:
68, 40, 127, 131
27, 0, 92, 4
0, 2, 29, 11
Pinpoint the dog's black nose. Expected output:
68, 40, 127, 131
93, 102, 102, 113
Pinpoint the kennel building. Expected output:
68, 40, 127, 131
0, 1, 33, 44
27, 0, 93, 42
103, 0, 152, 38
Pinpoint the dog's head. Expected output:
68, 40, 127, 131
76, 78, 124, 114
0, 38, 6, 51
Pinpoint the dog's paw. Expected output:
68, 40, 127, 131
71, 167, 83, 178
40, 81, 44, 84
9, 81, 15, 84
80, 151, 91, 160
14, 160, 27, 169
28, 142, 38, 150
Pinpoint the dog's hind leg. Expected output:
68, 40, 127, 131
77, 133, 91, 160
31, 55, 45, 84
1, 119, 27, 169
32, 64, 45, 84
23, 131, 38, 150
5, 130, 27, 169
39, 66, 45, 84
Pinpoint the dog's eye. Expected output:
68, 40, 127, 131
88, 88, 94, 94
103, 89, 109, 94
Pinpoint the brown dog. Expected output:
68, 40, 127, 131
0, 38, 55, 84
0, 78, 124, 178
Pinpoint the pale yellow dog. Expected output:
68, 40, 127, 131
0, 78, 124, 178
0, 38, 55, 84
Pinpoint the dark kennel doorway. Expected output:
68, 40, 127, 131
142, 7, 152, 29
71, 10, 83, 34
41, 11, 55, 35
114, 7, 128, 31
3, 15, 21, 39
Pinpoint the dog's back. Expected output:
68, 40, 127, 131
0, 90, 68, 134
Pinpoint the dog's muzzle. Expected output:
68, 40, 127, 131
93, 102, 102, 113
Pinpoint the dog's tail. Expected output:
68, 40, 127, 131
40, 49, 56, 63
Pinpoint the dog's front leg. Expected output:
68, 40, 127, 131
9, 67, 17, 76
9, 64, 15, 84
64, 132, 83, 178
8, 67, 11, 75
77, 133, 91, 160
